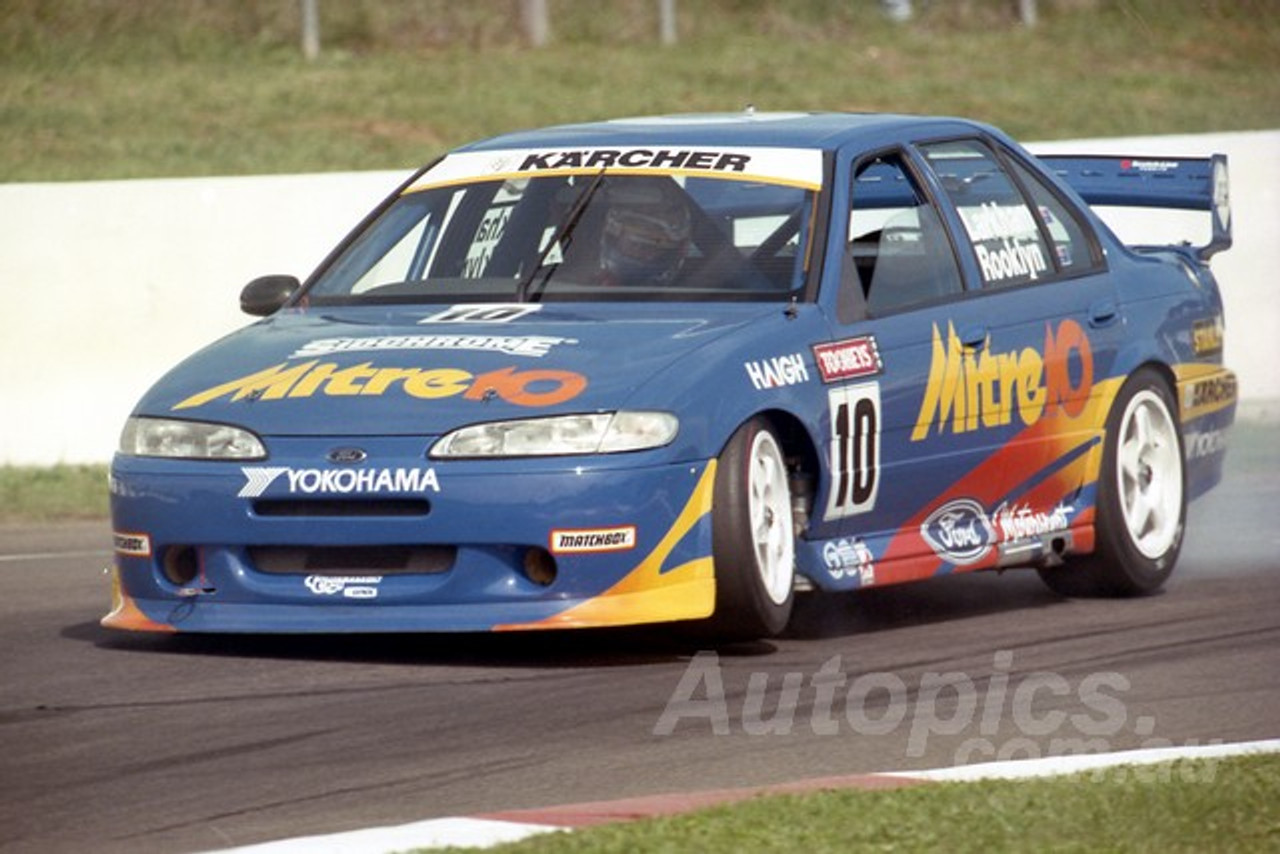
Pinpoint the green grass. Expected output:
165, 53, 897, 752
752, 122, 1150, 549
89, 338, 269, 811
2, 0, 1278, 182
0, 464, 109, 522
435, 754, 1280, 853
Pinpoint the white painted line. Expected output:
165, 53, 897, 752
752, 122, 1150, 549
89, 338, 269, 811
203, 739, 1280, 853
201, 816, 561, 854
883, 738, 1280, 782
0, 550, 110, 563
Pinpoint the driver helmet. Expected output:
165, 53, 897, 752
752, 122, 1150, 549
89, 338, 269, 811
600, 180, 691, 285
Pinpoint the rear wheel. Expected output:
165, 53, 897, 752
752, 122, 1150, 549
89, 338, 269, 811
1039, 368, 1185, 597
708, 417, 796, 638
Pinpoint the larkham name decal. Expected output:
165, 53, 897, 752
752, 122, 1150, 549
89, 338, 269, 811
517, 149, 751, 173
174, 361, 587, 410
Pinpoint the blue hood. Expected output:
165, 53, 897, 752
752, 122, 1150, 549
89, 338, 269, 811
136, 303, 772, 436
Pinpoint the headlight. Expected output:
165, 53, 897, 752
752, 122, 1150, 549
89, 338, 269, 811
119, 416, 266, 460
430, 411, 678, 458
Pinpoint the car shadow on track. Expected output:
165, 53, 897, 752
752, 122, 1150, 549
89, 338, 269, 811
66, 618, 786, 666
64, 569, 1071, 666
784, 569, 1068, 641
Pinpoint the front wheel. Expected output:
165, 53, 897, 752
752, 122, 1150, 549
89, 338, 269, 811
707, 417, 796, 638
1039, 368, 1186, 597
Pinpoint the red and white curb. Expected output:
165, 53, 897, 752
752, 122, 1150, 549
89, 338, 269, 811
208, 739, 1280, 853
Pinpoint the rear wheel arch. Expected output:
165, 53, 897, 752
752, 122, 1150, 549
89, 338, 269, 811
1041, 364, 1186, 597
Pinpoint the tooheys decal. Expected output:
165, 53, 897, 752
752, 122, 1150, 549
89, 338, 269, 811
173, 361, 587, 410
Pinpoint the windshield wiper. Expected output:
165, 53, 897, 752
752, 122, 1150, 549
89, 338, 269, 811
516, 168, 607, 303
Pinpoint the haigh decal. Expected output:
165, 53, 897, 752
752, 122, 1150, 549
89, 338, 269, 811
173, 361, 587, 410
744, 353, 810, 390
911, 319, 1093, 441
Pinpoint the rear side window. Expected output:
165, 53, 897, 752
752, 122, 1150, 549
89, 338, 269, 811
920, 139, 1052, 288
1005, 156, 1102, 273
848, 152, 964, 315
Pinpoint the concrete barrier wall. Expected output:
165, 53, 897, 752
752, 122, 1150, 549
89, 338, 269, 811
1, 131, 1276, 465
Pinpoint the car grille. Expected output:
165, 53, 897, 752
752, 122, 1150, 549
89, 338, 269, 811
249, 545, 456, 576
252, 499, 431, 517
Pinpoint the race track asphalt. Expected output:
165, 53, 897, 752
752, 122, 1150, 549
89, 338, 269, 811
1, 422, 1276, 854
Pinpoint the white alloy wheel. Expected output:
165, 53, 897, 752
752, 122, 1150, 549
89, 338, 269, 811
1037, 368, 1185, 598
747, 429, 796, 606
709, 417, 797, 638
1116, 389, 1184, 559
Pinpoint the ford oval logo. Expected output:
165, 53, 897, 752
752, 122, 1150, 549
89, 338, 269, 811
327, 447, 368, 465
920, 498, 994, 566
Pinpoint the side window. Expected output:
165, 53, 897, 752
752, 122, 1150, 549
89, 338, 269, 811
1005, 156, 1102, 273
848, 152, 964, 316
920, 139, 1052, 289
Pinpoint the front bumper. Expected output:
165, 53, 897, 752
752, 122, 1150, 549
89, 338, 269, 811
106, 438, 716, 633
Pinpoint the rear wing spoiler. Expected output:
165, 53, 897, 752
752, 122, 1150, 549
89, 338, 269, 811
1037, 154, 1231, 261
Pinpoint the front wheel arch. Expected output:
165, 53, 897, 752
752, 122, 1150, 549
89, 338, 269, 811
705, 416, 800, 639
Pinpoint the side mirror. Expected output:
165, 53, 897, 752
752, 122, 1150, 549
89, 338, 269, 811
240, 275, 300, 317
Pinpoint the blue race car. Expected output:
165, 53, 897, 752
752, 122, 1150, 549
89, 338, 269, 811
105, 112, 1237, 638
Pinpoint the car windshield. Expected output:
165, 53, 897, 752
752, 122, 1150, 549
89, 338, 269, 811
304, 147, 823, 305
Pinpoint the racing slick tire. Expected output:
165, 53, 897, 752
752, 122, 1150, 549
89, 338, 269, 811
707, 417, 796, 639
1039, 368, 1186, 597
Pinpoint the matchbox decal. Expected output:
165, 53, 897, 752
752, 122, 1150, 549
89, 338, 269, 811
113, 532, 152, 558
550, 526, 638, 554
